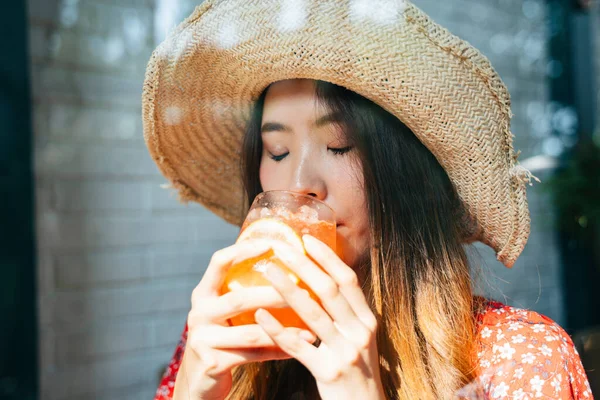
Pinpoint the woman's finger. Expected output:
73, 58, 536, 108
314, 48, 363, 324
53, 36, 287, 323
194, 286, 288, 323
192, 240, 273, 302
303, 235, 378, 333
271, 242, 370, 345
199, 345, 295, 378
261, 256, 342, 346
255, 308, 321, 371
190, 324, 316, 349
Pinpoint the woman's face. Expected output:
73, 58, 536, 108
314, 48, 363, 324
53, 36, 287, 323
259, 79, 370, 270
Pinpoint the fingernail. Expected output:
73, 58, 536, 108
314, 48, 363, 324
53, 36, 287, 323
254, 308, 266, 322
255, 308, 276, 325
302, 235, 320, 251
272, 247, 293, 263
302, 234, 316, 244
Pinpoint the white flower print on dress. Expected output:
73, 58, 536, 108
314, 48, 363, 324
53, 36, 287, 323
530, 375, 545, 394
508, 321, 521, 331
512, 334, 526, 344
512, 388, 526, 400
521, 352, 536, 364
545, 334, 558, 342
481, 326, 492, 338
469, 301, 591, 400
532, 324, 546, 333
550, 374, 562, 392
539, 344, 552, 357
497, 343, 516, 360
491, 382, 509, 398
496, 330, 505, 341
559, 343, 569, 355
513, 367, 525, 379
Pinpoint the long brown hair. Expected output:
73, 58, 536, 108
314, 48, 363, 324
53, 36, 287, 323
231, 80, 482, 399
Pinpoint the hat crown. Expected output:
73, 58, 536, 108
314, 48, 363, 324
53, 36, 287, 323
143, 0, 531, 267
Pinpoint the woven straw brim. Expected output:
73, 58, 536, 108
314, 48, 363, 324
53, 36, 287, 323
142, 0, 533, 268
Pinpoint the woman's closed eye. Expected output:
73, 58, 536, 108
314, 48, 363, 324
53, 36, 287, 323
269, 151, 289, 162
268, 146, 353, 162
329, 146, 353, 155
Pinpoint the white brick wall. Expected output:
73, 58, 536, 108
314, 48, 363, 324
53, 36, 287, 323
29, 0, 238, 398
30, 0, 565, 398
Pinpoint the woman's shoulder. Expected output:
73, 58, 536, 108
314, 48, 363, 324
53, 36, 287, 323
472, 298, 593, 398
475, 297, 562, 329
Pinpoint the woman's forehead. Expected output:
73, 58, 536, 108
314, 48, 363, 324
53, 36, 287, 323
264, 80, 317, 104
263, 79, 328, 119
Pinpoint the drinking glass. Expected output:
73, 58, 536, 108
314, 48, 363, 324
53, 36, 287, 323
220, 190, 336, 330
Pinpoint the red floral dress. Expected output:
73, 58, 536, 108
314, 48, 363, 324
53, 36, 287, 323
154, 300, 593, 399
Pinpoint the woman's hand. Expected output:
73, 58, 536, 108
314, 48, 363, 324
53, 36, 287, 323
174, 240, 317, 400
255, 235, 386, 400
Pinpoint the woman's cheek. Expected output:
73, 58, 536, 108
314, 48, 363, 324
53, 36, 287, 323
335, 160, 369, 267
332, 159, 365, 205
259, 161, 277, 191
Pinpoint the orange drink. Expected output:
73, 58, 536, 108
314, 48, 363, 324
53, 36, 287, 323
220, 191, 336, 330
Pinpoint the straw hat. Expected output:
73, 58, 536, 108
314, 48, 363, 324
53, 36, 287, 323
142, 0, 536, 268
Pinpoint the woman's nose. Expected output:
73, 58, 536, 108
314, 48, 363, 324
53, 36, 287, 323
290, 153, 327, 201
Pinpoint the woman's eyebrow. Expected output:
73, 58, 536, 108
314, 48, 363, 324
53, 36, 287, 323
314, 112, 341, 127
261, 122, 292, 133
261, 112, 341, 133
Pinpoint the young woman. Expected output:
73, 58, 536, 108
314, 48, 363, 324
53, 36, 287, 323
143, 1, 592, 399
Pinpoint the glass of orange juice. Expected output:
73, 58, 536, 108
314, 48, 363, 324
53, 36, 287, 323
220, 190, 336, 330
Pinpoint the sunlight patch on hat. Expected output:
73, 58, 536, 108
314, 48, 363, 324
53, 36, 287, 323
163, 28, 195, 61
164, 106, 184, 126
350, 0, 407, 26
212, 98, 232, 119
278, 0, 308, 32
215, 21, 241, 49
